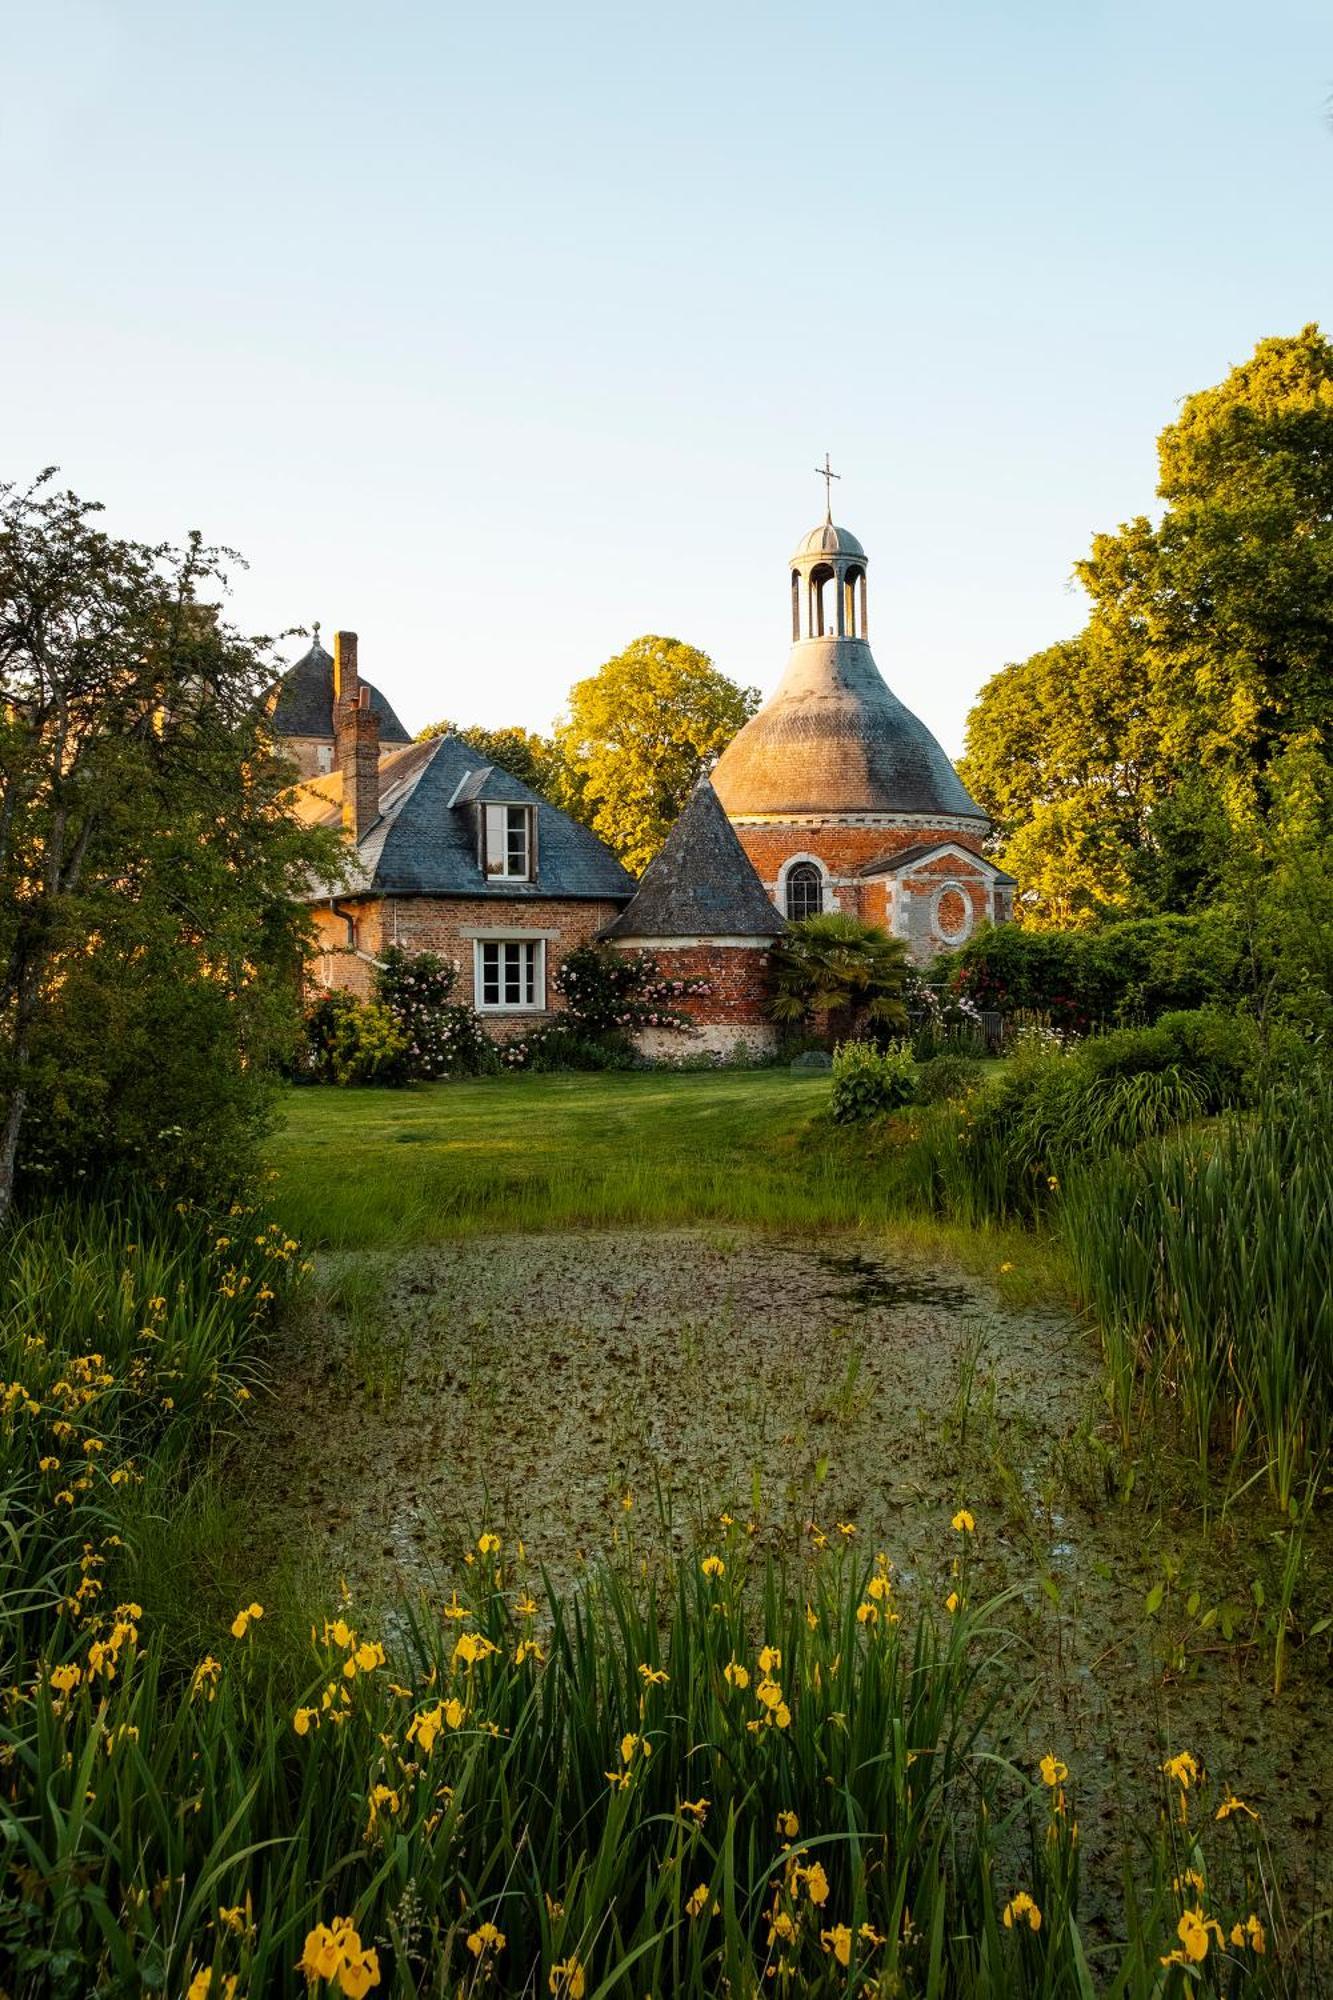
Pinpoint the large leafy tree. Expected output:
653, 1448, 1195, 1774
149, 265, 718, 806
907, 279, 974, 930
0, 473, 334, 1219
961, 327, 1333, 925
556, 636, 759, 873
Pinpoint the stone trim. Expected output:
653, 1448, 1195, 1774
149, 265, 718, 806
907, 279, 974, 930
862, 840, 1009, 880
930, 879, 976, 946
461, 926, 564, 940
729, 812, 987, 834
616, 934, 775, 950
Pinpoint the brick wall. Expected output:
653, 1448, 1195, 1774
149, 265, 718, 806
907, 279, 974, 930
637, 943, 775, 1026
306, 894, 624, 1035
614, 941, 779, 1061
733, 822, 986, 924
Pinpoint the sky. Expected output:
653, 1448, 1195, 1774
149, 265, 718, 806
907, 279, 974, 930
3, 1, 1331, 755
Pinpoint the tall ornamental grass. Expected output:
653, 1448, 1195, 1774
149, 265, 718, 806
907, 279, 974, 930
1061, 1078, 1333, 1507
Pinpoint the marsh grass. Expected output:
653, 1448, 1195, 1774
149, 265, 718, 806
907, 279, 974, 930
269, 1072, 1047, 1298
1060, 1078, 1333, 1508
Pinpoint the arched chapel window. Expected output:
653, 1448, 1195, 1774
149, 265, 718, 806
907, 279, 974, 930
786, 862, 824, 921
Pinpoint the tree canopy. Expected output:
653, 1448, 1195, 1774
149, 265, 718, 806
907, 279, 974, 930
960, 326, 1333, 927
0, 472, 334, 1217
555, 636, 758, 875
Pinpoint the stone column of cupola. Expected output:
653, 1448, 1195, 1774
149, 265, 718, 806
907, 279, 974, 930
788, 530, 868, 644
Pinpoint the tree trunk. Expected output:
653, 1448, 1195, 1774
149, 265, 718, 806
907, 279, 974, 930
0, 957, 39, 1228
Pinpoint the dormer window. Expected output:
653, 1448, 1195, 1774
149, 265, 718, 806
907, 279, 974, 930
481, 802, 536, 881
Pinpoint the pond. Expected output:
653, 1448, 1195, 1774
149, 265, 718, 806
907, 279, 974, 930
237, 1226, 1331, 1942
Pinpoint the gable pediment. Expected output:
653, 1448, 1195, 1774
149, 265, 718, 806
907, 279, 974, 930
859, 840, 1016, 884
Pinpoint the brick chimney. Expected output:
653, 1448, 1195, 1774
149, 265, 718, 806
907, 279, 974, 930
332, 628, 360, 710
334, 634, 380, 841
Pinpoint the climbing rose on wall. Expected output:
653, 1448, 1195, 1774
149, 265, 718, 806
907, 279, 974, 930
554, 943, 709, 1038
375, 948, 491, 1079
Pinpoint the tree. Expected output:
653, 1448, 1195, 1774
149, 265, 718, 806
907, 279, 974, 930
768, 914, 909, 1043
415, 719, 570, 804
959, 636, 1150, 926
556, 637, 759, 874
0, 472, 334, 1219
961, 327, 1333, 926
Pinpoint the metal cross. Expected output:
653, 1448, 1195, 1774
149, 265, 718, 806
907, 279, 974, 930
814, 452, 840, 517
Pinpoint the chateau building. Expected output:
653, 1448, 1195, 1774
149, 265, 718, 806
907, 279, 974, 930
711, 514, 1014, 957
281, 633, 633, 1027
271, 498, 1012, 1051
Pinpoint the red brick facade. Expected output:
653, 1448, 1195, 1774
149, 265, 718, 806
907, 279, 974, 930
637, 942, 774, 1028
308, 895, 624, 1035
732, 820, 987, 927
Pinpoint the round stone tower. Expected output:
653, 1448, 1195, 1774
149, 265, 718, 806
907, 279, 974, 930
710, 511, 1013, 957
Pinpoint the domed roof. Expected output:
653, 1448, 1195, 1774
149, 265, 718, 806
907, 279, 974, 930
711, 636, 986, 822
268, 639, 411, 745
792, 520, 866, 561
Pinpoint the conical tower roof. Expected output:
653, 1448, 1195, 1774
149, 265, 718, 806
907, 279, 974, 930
268, 636, 411, 745
602, 779, 785, 940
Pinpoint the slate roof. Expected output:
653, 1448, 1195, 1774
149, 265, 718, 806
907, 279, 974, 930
859, 841, 1016, 884
269, 639, 412, 744
298, 734, 635, 904
710, 636, 987, 822
601, 779, 786, 940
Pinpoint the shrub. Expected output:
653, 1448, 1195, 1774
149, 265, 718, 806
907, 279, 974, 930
770, 915, 909, 1043
904, 962, 989, 1057
375, 947, 467, 1078
916, 1053, 987, 1104
830, 1040, 918, 1123
303, 956, 493, 1085
421, 1003, 494, 1077
554, 942, 708, 1039
21, 939, 291, 1208
903, 1009, 1258, 1224
303, 992, 410, 1086
495, 1022, 636, 1073
954, 912, 1242, 1029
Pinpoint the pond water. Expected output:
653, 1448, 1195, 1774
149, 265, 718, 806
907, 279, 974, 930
237, 1228, 1331, 1944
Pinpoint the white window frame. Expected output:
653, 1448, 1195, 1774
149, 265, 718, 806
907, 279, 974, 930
778, 852, 829, 920
474, 936, 546, 1013
481, 802, 535, 881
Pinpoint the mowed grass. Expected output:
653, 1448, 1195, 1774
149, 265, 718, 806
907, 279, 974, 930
270, 1070, 877, 1248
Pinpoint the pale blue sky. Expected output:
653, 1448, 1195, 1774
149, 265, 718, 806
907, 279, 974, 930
3, 1, 1330, 752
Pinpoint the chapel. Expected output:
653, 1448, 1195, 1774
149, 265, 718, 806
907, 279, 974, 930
710, 509, 1015, 955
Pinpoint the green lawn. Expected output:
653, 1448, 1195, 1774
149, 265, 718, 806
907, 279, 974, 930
269, 1068, 884, 1248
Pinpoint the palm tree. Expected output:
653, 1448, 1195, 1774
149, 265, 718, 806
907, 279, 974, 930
768, 914, 909, 1042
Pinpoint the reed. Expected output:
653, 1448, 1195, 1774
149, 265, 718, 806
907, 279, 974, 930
1060, 1077, 1333, 1508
